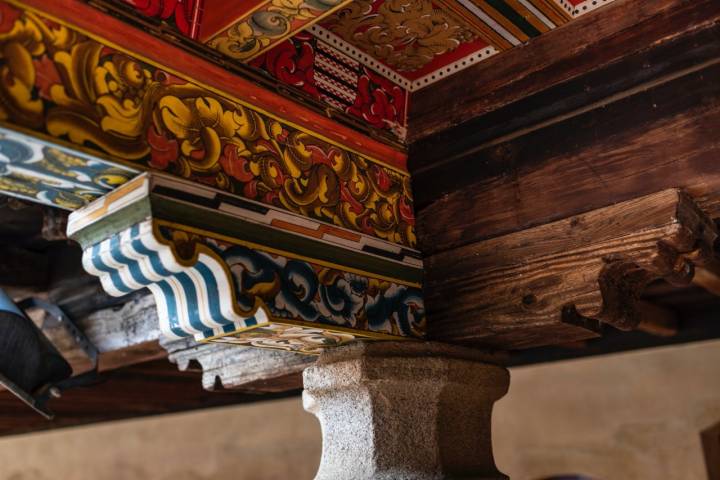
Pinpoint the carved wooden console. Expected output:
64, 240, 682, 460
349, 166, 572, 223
425, 189, 720, 348
67, 173, 424, 354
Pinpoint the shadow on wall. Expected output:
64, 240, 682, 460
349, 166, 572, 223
702, 421, 720, 480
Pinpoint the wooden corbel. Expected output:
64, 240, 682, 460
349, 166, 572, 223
68, 173, 425, 355
424, 189, 720, 349
575, 192, 720, 332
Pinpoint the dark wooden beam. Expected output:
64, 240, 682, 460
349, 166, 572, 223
505, 301, 720, 367
424, 189, 720, 349
0, 359, 300, 437
412, 50, 720, 256
165, 339, 314, 393
408, 0, 720, 143
0, 245, 49, 288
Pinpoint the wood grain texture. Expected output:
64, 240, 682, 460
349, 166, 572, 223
425, 190, 720, 349
408, 0, 720, 141
165, 338, 313, 392
410, 18, 720, 180
415, 58, 720, 255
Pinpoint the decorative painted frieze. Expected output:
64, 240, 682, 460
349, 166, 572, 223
0, 0, 416, 248
68, 173, 425, 354
325, 0, 480, 72
85, 0, 409, 141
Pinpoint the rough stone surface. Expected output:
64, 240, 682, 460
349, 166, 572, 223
303, 341, 510, 480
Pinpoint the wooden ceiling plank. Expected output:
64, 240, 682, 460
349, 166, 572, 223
414, 47, 720, 254
408, 0, 720, 142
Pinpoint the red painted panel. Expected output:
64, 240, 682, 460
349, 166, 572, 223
251, 33, 409, 138
197, 0, 263, 40
119, 0, 204, 38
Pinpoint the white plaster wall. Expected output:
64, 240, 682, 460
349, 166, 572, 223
0, 339, 718, 480
494, 339, 720, 480
0, 398, 322, 480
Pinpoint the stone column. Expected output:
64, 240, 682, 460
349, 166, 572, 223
303, 342, 510, 480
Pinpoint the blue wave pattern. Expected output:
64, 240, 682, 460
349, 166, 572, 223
82, 221, 266, 340
224, 245, 426, 337
82, 220, 425, 344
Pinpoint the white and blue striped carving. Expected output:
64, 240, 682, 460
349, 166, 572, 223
82, 220, 267, 340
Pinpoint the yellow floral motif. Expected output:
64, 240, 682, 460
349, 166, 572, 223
207, 0, 348, 61
0, 4, 416, 247
329, 0, 478, 72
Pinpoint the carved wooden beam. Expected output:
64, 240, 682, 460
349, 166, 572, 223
55, 0, 406, 143
425, 189, 720, 349
0, 0, 423, 356
0, 0, 408, 214
410, 38, 720, 257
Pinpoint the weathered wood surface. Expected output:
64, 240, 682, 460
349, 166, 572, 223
0, 359, 299, 437
505, 296, 720, 365
78, 294, 167, 372
410, 18, 720, 186
165, 339, 314, 392
425, 190, 720, 349
413, 56, 720, 256
408, 0, 720, 142
409, 6, 720, 350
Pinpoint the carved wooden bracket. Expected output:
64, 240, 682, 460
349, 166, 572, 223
68, 173, 425, 354
425, 189, 720, 349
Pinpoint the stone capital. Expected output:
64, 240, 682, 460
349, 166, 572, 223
303, 342, 510, 480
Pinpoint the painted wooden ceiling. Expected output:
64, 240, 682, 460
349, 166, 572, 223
100, 0, 615, 141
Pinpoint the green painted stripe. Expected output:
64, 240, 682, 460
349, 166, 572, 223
69, 198, 153, 248
152, 197, 423, 285
487, 0, 542, 38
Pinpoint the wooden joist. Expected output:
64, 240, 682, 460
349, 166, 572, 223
412, 46, 720, 256
425, 189, 720, 349
165, 339, 313, 393
0, 359, 299, 437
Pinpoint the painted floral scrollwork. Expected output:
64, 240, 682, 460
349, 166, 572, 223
119, 0, 200, 38
328, 0, 477, 72
222, 244, 425, 337
207, 0, 346, 61
0, 3, 415, 247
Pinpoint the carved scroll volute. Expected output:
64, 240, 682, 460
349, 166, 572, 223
567, 191, 720, 333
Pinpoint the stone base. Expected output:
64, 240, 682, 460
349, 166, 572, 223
303, 342, 510, 480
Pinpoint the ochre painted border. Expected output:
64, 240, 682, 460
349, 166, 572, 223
202, 0, 353, 62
